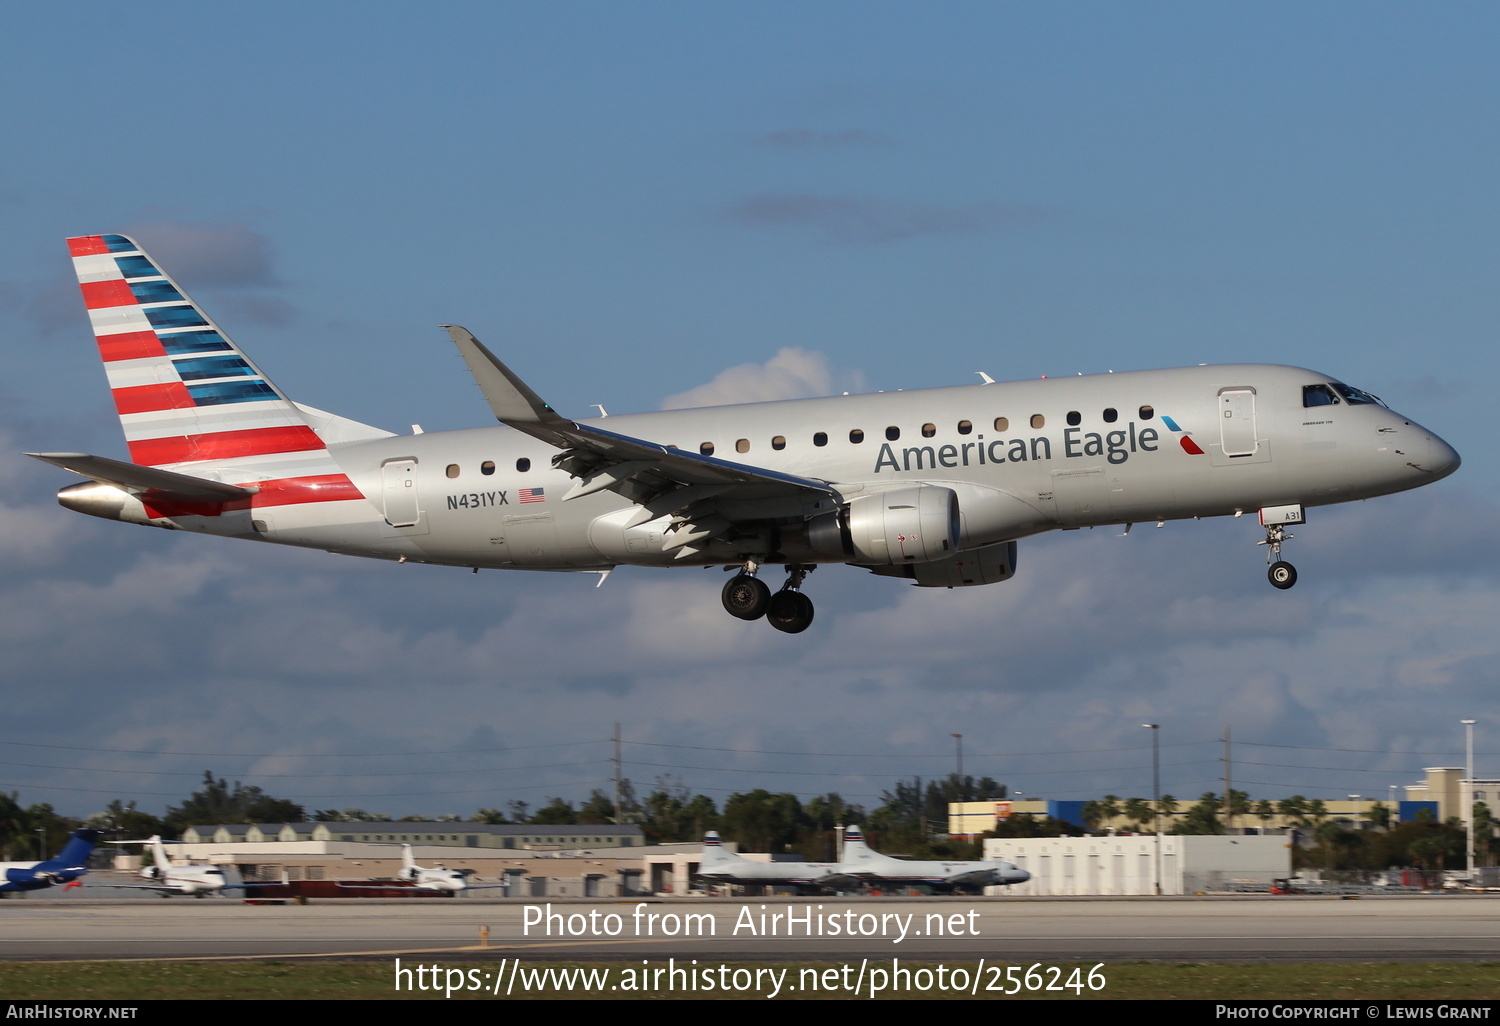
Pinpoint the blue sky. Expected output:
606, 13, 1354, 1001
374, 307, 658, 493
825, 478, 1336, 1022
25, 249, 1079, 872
0, 4, 1495, 820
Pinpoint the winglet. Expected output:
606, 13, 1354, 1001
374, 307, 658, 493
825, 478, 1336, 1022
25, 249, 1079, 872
443, 326, 570, 433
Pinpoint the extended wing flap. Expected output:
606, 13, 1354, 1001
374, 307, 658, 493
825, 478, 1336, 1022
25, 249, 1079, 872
27, 453, 257, 501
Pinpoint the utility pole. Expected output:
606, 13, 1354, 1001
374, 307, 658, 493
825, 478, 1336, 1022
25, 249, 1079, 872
612, 723, 622, 824
1223, 724, 1232, 834
1464, 719, 1476, 881
951, 733, 963, 780
1145, 723, 1161, 895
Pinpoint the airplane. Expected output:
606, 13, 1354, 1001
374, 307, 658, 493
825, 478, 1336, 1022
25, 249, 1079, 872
96, 836, 259, 897
0, 829, 101, 895
837, 825, 1028, 890
336, 843, 497, 893
696, 830, 855, 890
33, 234, 1461, 633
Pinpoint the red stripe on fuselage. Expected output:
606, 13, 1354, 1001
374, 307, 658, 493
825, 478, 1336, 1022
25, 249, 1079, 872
127, 425, 325, 467
97, 330, 167, 362
79, 279, 136, 309
142, 474, 367, 519
112, 381, 193, 415
67, 236, 109, 257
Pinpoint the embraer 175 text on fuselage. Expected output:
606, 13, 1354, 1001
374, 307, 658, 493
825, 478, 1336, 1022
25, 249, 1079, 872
33, 235, 1461, 633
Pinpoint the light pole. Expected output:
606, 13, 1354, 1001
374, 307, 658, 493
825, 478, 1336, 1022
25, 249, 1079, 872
1464, 719, 1477, 881
1144, 723, 1161, 895
951, 734, 963, 780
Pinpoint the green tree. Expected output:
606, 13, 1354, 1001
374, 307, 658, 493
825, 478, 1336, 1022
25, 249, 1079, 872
164, 772, 304, 831
529, 798, 578, 825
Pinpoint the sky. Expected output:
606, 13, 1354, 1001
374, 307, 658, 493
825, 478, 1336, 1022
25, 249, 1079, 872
0, 4, 1496, 822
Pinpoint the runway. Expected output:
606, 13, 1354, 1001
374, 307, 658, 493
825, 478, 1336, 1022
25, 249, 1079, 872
4, 894, 1500, 963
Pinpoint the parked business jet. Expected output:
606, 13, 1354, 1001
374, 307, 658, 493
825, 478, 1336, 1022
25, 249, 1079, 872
34, 235, 1461, 633
337, 844, 492, 893
838, 825, 1028, 890
98, 836, 256, 897
697, 830, 855, 890
0, 830, 101, 894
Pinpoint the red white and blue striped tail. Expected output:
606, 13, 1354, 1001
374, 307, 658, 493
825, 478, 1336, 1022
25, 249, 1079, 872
65, 234, 372, 508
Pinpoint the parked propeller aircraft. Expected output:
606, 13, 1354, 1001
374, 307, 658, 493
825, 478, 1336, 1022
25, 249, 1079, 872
838, 825, 1028, 890
696, 830, 855, 890
98, 836, 259, 897
0, 830, 100, 894
34, 235, 1461, 632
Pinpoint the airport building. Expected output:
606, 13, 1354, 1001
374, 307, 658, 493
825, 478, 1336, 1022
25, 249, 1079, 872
949, 767, 1478, 838
179, 822, 644, 849
983, 835, 1288, 895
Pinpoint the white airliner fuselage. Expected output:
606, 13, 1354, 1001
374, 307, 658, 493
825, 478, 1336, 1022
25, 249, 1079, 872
36, 235, 1461, 632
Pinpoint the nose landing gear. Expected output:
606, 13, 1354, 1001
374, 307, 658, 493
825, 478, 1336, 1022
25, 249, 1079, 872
1256, 504, 1304, 590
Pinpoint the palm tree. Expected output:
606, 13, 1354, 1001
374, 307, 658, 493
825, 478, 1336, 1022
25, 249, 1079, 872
1124, 797, 1154, 832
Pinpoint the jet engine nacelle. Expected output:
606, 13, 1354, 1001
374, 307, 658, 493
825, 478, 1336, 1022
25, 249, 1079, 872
809, 485, 960, 564
865, 539, 1018, 588
142, 865, 162, 880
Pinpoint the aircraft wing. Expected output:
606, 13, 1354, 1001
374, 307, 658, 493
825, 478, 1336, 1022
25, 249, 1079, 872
445, 327, 836, 529
89, 882, 192, 894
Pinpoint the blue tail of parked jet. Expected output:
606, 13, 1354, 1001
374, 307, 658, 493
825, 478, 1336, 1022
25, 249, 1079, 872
0, 829, 102, 892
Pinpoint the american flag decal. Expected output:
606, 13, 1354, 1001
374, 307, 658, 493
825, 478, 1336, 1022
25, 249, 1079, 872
519, 487, 546, 503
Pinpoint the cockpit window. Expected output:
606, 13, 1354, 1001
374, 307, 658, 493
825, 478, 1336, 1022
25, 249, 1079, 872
1303, 384, 1339, 408
1330, 382, 1385, 407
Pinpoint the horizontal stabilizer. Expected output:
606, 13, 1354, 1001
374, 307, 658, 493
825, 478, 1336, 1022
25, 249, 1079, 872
27, 452, 257, 501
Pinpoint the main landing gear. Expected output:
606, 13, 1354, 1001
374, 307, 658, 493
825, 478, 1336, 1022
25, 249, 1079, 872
720, 563, 816, 633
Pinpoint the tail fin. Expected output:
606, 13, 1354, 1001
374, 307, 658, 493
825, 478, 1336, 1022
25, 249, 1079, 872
701, 830, 736, 865
67, 234, 331, 475
148, 835, 170, 873
50, 830, 101, 871
401, 844, 417, 871
841, 825, 875, 862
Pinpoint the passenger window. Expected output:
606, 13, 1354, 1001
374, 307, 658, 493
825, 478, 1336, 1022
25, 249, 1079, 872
1138, 405, 1154, 420
481, 461, 496, 476
1303, 385, 1339, 408
1102, 408, 1118, 423
445, 464, 460, 479
849, 429, 864, 444
813, 432, 828, 447
772, 435, 786, 450
1031, 414, 1045, 429
700, 442, 715, 455
885, 426, 900, 441
993, 417, 1008, 432
957, 420, 973, 435
921, 423, 936, 438
736, 438, 750, 454
1066, 411, 1081, 426
516, 458, 530, 472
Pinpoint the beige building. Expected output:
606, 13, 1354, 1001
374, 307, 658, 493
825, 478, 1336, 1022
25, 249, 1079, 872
169, 839, 695, 898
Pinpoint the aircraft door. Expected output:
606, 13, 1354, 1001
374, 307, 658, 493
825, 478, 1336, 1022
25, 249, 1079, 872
381, 459, 421, 528
1219, 388, 1258, 457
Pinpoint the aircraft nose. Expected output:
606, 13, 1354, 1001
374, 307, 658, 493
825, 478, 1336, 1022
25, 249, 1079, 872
1424, 432, 1461, 480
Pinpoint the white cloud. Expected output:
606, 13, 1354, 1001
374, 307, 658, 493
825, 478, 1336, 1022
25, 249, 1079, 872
660, 348, 863, 409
